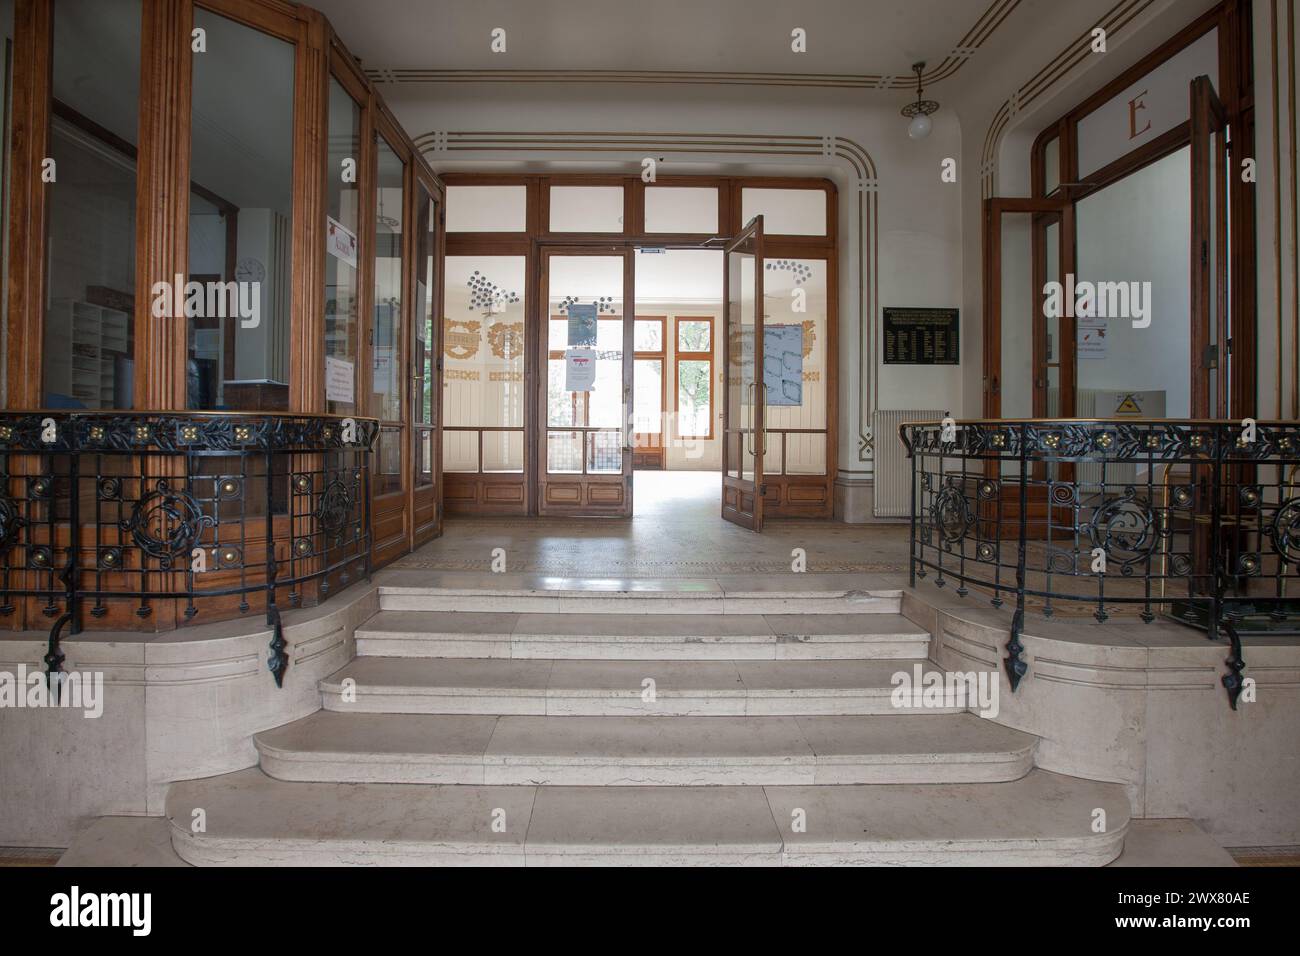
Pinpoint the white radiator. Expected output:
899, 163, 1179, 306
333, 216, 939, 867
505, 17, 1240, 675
873, 409, 945, 517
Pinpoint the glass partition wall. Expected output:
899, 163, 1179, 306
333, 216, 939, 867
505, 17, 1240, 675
0, 0, 444, 633
441, 174, 836, 519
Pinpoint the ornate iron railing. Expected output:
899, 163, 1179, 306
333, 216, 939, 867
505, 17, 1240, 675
0, 411, 378, 690
900, 419, 1300, 710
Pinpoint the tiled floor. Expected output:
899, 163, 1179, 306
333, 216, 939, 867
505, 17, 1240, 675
397, 470, 911, 577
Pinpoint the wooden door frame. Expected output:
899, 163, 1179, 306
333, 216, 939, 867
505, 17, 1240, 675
534, 244, 635, 517
982, 197, 1072, 420
721, 216, 764, 531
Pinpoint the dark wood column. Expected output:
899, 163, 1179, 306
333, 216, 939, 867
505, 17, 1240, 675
5, 0, 52, 408
290, 7, 328, 413
134, 0, 193, 410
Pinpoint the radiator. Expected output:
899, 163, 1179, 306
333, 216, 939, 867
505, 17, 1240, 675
1074, 389, 1136, 492
873, 409, 945, 517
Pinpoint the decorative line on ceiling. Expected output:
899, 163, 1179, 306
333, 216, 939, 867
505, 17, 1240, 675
980, 0, 1156, 197
365, 0, 1020, 92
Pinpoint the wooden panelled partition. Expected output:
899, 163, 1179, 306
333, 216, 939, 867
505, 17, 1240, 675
0, 0, 444, 631
441, 174, 838, 521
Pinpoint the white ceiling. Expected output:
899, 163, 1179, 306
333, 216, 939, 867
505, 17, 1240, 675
311, 0, 1014, 79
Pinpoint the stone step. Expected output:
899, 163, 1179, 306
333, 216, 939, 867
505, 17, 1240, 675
166, 767, 1128, 866
376, 574, 902, 616
322, 658, 962, 716
254, 711, 1034, 786
354, 611, 930, 660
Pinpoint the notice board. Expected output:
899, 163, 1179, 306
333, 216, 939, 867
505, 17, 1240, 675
882, 307, 960, 365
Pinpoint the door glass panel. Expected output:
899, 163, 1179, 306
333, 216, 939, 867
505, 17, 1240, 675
443, 255, 525, 473
762, 258, 827, 474
545, 255, 625, 474
1076, 147, 1191, 418
1000, 213, 1035, 421
44, 0, 142, 409
740, 188, 825, 236
644, 186, 718, 233
727, 244, 757, 481
549, 186, 624, 233
633, 358, 663, 439
414, 190, 437, 487
187, 8, 293, 412
325, 78, 361, 416
372, 138, 405, 425
446, 185, 526, 232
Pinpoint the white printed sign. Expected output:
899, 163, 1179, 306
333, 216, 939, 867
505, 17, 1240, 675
1077, 319, 1109, 360
325, 356, 354, 404
564, 348, 597, 392
327, 216, 358, 269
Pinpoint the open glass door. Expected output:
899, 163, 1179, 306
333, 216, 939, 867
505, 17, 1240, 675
1190, 74, 1231, 419
722, 217, 764, 530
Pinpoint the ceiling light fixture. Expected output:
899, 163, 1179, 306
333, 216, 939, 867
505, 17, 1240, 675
901, 61, 939, 140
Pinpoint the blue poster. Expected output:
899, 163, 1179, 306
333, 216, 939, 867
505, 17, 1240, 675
740, 325, 803, 406
567, 303, 598, 347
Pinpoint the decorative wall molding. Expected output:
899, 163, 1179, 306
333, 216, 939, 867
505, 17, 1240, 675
980, 0, 1157, 198
413, 130, 880, 469
370, 0, 1021, 93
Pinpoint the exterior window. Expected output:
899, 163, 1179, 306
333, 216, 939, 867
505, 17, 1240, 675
549, 186, 623, 233
43, 0, 142, 409
675, 317, 713, 439
325, 78, 362, 416
643, 186, 718, 234
187, 8, 294, 411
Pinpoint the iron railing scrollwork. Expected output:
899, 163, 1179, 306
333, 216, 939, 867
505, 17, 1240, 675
901, 419, 1300, 710
0, 411, 378, 693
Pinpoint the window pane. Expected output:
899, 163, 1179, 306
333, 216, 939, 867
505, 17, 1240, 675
634, 359, 663, 434
416, 428, 433, 486
325, 79, 361, 416
741, 187, 826, 236
547, 431, 583, 473
1, 0, 12, 405
45, 0, 141, 409
188, 8, 294, 411
587, 432, 621, 473
549, 186, 623, 232
677, 319, 711, 352
644, 186, 718, 233
677, 359, 711, 437
445, 255, 526, 432
443, 430, 478, 472
446, 185, 526, 232
483, 430, 523, 472
634, 319, 662, 352
762, 258, 826, 431
415, 191, 436, 425
372, 138, 404, 422
376, 426, 402, 494
1044, 137, 1060, 195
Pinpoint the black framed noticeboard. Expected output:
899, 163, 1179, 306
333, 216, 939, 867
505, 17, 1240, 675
882, 307, 960, 365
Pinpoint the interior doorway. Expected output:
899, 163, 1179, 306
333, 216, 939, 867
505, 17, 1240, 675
439, 174, 837, 524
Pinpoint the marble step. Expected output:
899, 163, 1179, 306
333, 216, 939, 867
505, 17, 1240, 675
166, 767, 1128, 866
376, 574, 902, 616
254, 711, 1035, 786
322, 658, 962, 716
354, 611, 931, 661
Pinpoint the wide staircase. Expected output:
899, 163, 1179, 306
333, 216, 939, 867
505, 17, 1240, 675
166, 579, 1131, 865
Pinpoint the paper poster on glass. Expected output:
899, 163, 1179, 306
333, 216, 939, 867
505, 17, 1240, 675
565, 347, 597, 392
739, 325, 803, 406
567, 302, 599, 347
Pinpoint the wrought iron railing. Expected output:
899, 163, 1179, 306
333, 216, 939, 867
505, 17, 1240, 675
0, 411, 378, 691
900, 419, 1300, 710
